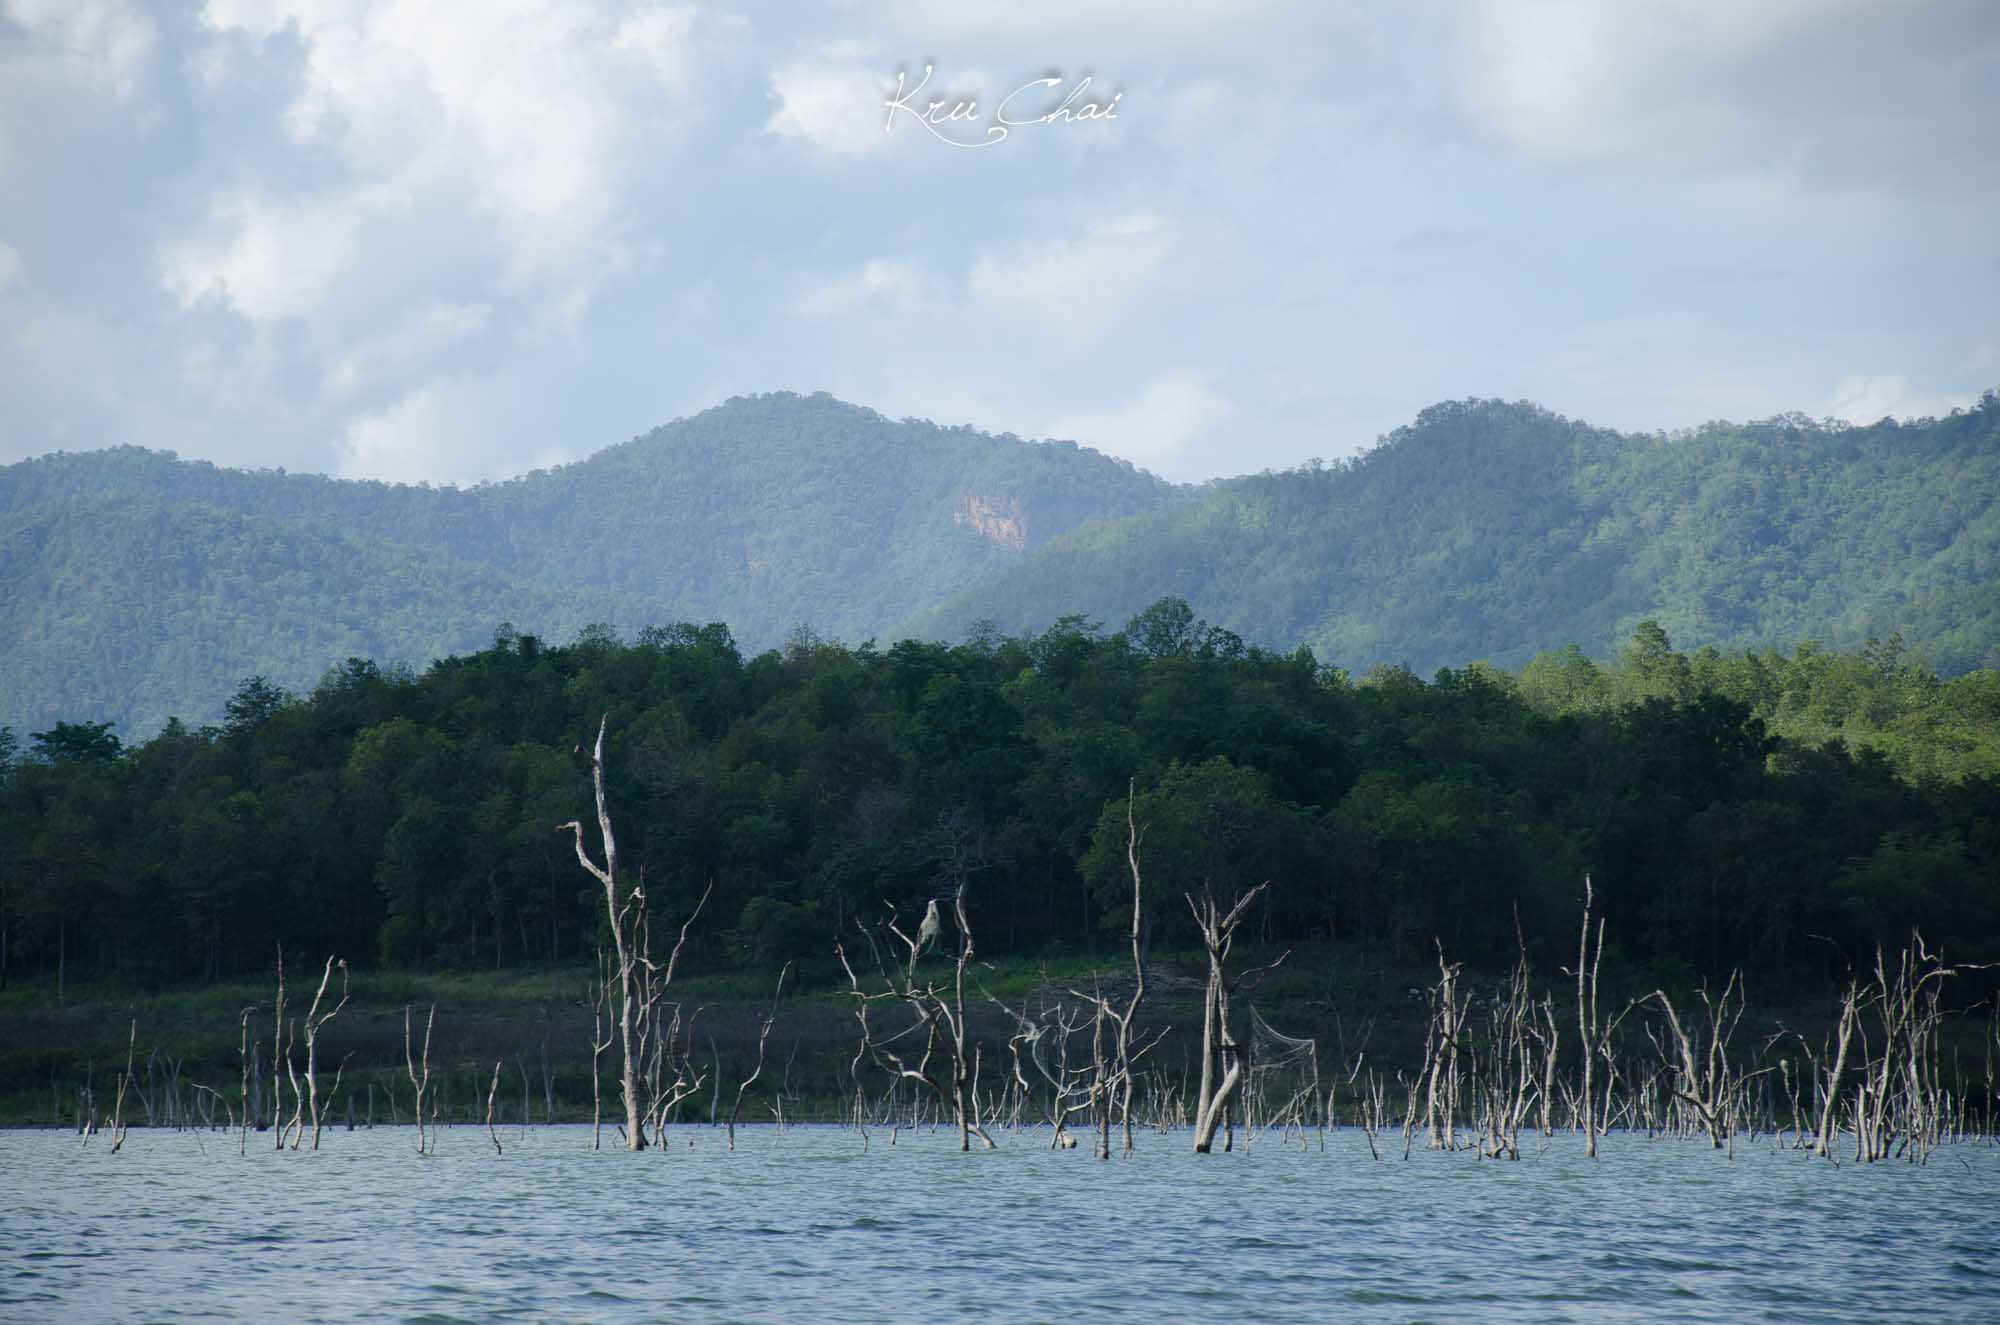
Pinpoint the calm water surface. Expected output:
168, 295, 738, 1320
3, 1124, 1996, 1323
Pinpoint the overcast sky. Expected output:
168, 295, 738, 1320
2, 1, 1996, 485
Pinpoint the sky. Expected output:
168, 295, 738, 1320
1, 0, 1996, 486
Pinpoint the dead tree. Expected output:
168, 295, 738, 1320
838, 883, 996, 1151
1421, 947, 1470, 1150
560, 716, 645, 1150
1646, 971, 1751, 1150
405, 1003, 435, 1155
1189, 880, 1285, 1153
485, 1061, 504, 1155
109, 1020, 136, 1154
837, 815, 1000, 1153
271, 946, 287, 1149
1857, 932, 1984, 1162
237, 1005, 255, 1155
281, 1017, 304, 1148
300, 956, 350, 1151
1480, 935, 1539, 1160
630, 882, 712, 1146
1788, 979, 1860, 1160
1058, 782, 1161, 1157
1112, 783, 1152, 1153
1575, 876, 1607, 1157
589, 949, 613, 1149
560, 715, 708, 1152
995, 993, 1095, 1148
728, 963, 792, 1150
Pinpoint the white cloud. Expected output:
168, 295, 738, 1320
966, 214, 1173, 349
1046, 372, 1231, 481
131, 0, 752, 477
163, 191, 360, 320
3, 0, 158, 102
0, 238, 22, 292
614, 5, 745, 86
179, 1, 744, 326
1450, 0, 2000, 194
765, 54, 899, 157
323, 300, 491, 398
1455, 0, 1853, 158
338, 374, 557, 484
794, 258, 939, 320
4, 0, 1997, 494
1824, 374, 1969, 424
211, 1, 616, 269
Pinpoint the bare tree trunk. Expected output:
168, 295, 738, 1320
271, 946, 286, 1148
1577, 877, 1604, 1159
1190, 882, 1283, 1153
237, 1005, 254, 1156
1119, 783, 1148, 1153
560, 716, 643, 1149
485, 1061, 504, 1155
109, 1020, 135, 1153
301, 956, 350, 1151
405, 1004, 435, 1155
1815, 982, 1859, 1159
728, 963, 791, 1150
948, 879, 988, 1152
590, 949, 611, 1149
560, 716, 707, 1153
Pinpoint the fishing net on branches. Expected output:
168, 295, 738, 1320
1246, 1007, 1320, 1132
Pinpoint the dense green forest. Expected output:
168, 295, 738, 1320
910, 394, 2000, 677
7, 392, 1999, 744
4, 605, 1996, 1005
0, 392, 1178, 736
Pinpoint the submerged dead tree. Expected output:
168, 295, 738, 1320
728, 962, 792, 1150
405, 1003, 435, 1155
1190, 880, 1286, 1153
1646, 971, 1751, 1150
1576, 877, 1606, 1158
1110, 784, 1154, 1153
1059, 782, 1161, 1157
300, 956, 350, 1151
108, 1020, 136, 1153
560, 715, 707, 1152
838, 824, 998, 1152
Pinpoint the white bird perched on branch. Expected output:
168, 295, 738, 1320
916, 898, 942, 956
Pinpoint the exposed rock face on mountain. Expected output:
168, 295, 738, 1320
7, 388, 1997, 740
905, 395, 2000, 679
0, 392, 1180, 736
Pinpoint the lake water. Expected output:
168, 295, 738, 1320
3, 1124, 1997, 1323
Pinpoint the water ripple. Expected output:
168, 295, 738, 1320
3, 1126, 1998, 1323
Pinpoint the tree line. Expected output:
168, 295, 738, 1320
2, 600, 1996, 999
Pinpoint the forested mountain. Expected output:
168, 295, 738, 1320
6, 390, 1997, 741
0, 392, 1179, 736
908, 395, 2000, 677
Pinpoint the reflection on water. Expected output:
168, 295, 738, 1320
3, 1125, 1997, 1323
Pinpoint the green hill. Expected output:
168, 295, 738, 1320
905, 395, 2000, 676
0, 392, 1180, 736
7, 389, 1997, 740
0, 496, 625, 736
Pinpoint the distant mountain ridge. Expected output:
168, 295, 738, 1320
0, 392, 1180, 736
905, 394, 2000, 677
4, 389, 1996, 741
